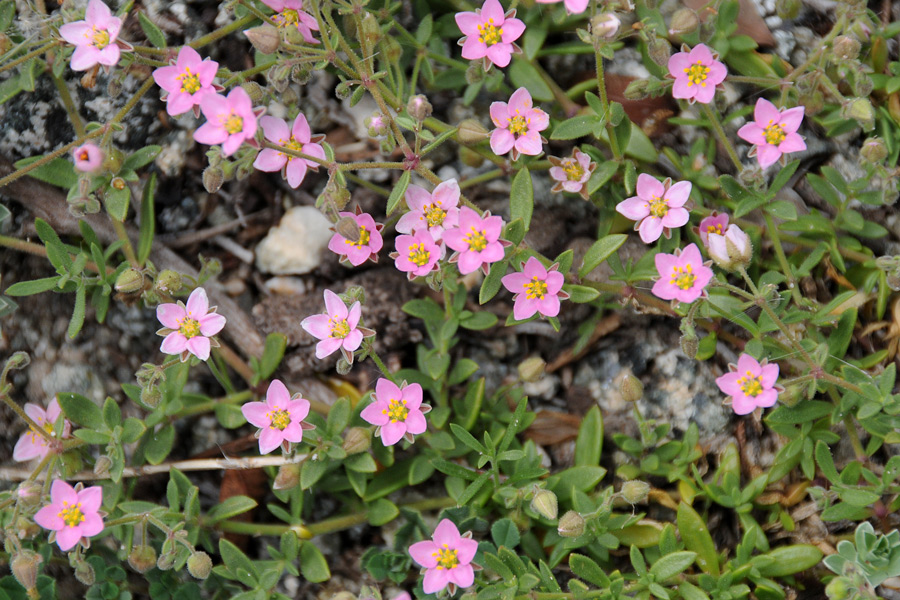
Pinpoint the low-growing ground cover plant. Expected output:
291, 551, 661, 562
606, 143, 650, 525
0, 0, 900, 599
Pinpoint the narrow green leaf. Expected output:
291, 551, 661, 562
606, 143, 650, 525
57, 392, 103, 429
206, 496, 258, 523
219, 539, 259, 587
551, 115, 603, 140
367, 498, 399, 526
455, 471, 490, 504
137, 174, 156, 266
105, 184, 130, 221
510, 168, 534, 231
138, 12, 167, 48
570, 554, 609, 587
752, 545, 822, 577
677, 503, 719, 575
67, 283, 86, 339
450, 423, 486, 454
13, 157, 77, 188
579, 234, 627, 278
257, 332, 288, 381
144, 423, 175, 465
479, 258, 508, 304
4, 277, 61, 296
574, 406, 603, 467
508, 58, 553, 102
386, 171, 411, 215
649, 551, 697, 581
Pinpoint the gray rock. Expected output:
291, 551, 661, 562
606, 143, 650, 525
255, 206, 334, 275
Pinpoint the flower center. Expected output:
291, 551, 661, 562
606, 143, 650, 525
562, 161, 585, 182
91, 27, 110, 50
178, 68, 202, 94
268, 408, 291, 430
279, 137, 304, 162
670, 264, 695, 290
477, 19, 502, 46
649, 196, 669, 219
464, 227, 487, 252
59, 502, 85, 528
223, 112, 244, 135
78, 150, 91, 162
524, 276, 548, 300
276, 9, 300, 27
433, 546, 459, 570
763, 121, 786, 145
408, 243, 431, 267
508, 115, 529, 136
330, 317, 350, 339
179, 317, 201, 339
382, 398, 409, 423
345, 226, 371, 248
684, 61, 710, 87
423, 204, 446, 227
706, 223, 724, 235
737, 371, 763, 397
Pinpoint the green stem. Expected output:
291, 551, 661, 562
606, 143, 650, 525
189, 15, 257, 49
530, 58, 580, 116
175, 390, 252, 418
700, 103, 743, 173
592, 41, 621, 160
111, 218, 139, 268
763, 212, 804, 305
842, 414, 867, 461
0, 392, 56, 444
51, 74, 85, 137
460, 169, 504, 190
0, 129, 104, 190
367, 347, 396, 383
102, 76, 157, 146
344, 173, 390, 197
0, 40, 60, 75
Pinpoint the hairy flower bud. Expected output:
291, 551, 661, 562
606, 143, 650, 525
708, 224, 752, 270
336, 357, 353, 375
591, 13, 620, 40
11, 550, 42, 593
335, 216, 362, 243
407, 95, 433, 121
647, 36, 671, 67
558, 511, 586, 537
825, 576, 850, 600
621, 480, 650, 504
842, 97, 875, 131
155, 269, 183, 295
342, 426, 372, 454
115, 268, 144, 294
16, 483, 41, 507
240, 81, 265, 104
669, 8, 700, 36
156, 551, 177, 571
624, 79, 652, 100
93, 455, 112, 478
381, 36, 403, 63
860, 138, 888, 163
620, 373, 643, 403
244, 25, 280, 54
74, 560, 95, 585
365, 112, 389, 138
680, 333, 699, 359
128, 545, 157, 573
530, 488, 559, 521
6, 351, 30, 371
291, 64, 312, 85
833, 35, 861, 60
187, 551, 213, 579
274, 464, 301, 490
360, 12, 381, 48
517, 356, 546, 383
140, 385, 162, 409
203, 166, 225, 193
457, 118, 489, 144
335, 80, 353, 100
107, 77, 123, 98
465, 62, 486, 85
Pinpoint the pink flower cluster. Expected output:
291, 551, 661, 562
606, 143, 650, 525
156, 287, 226, 362
60, 0, 125, 71
360, 378, 430, 446
456, 0, 524, 69
153, 46, 219, 117
13, 399, 71, 463
300, 289, 375, 364
35, 480, 105, 551
241, 380, 314, 454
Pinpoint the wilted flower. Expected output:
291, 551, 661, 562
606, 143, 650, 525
156, 287, 226, 361
360, 378, 430, 446
501, 256, 568, 320
715, 353, 781, 415
395, 179, 461, 245
253, 112, 326, 188
13, 399, 71, 462
651, 243, 714, 304
194, 87, 259, 157
59, 0, 124, 71
455, 0, 525, 69
737, 98, 806, 169
241, 379, 314, 454
152, 46, 218, 117
667, 43, 727, 104
327, 210, 384, 266
444, 206, 507, 275
616, 174, 691, 243
72, 142, 103, 173
489, 87, 549, 160
34, 480, 104, 551
409, 519, 478, 594
300, 289, 374, 363
391, 230, 443, 279
262, 0, 319, 44
549, 149, 596, 199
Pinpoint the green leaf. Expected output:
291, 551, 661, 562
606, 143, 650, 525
491, 518, 521, 548
4, 277, 61, 296
102, 397, 121, 429
508, 58, 553, 102
367, 498, 399, 526
563, 284, 600, 303
57, 392, 103, 429
219, 539, 259, 587
327, 397, 351, 436
301, 460, 328, 489
752, 545, 823, 577
546, 465, 606, 502
255, 332, 287, 383
510, 168, 534, 231
13, 156, 77, 188
34, 218, 72, 273
768, 160, 800, 195
137, 174, 156, 266
459, 311, 497, 330
649, 551, 697, 581
551, 115, 603, 140
67, 283, 86, 339
479, 258, 508, 304
815, 440, 840, 483
0, 203, 10, 223
105, 183, 130, 221
677, 502, 719, 575
415, 14, 432, 44
766, 400, 832, 424
579, 234, 627, 278
299, 542, 330, 582
570, 554, 609, 587
206, 496, 258, 523
574, 405, 602, 466
144, 423, 175, 465
450, 423, 486, 454
138, 12, 167, 48
121, 418, 146, 444
765, 200, 797, 221
839, 488, 881, 507
386, 171, 411, 215
455, 471, 491, 504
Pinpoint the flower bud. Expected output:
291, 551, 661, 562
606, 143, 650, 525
11, 550, 42, 593
274, 463, 301, 491
833, 35, 860, 60
624, 79, 652, 100
291, 64, 312, 85
360, 12, 381, 47
457, 119, 489, 144
93, 455, 112, 478
240, 81, 266, 104
203, 166, 225, 193
775, 0, 801, 19
107, 77, 123, 98
358, 586, 382, 600
335, 216, 362, 243
860, 138, 888, 163
6, 351, 30, 371
517, 356, 546, 383
365, 112, 389, 138
127, 544, 157, 573
620, 480, 650, 504
557, 511, 585, 537
244, 25, 280, 54
336, 357, 353, 375
187, 551, 213, 579
342, 426, 372, 454
739, 165, 765, 189
709, 224, 752, 271
591, 13, 620, 41
680, 333, 699, 359
156, 551, 177, 571
103, 148, 124, 173
111, 177, 127, 191
465, 62, 486, 85
620, 373, 643, 403
155, 269, 183, 295
0, 33, 11, 55
81, 68, 98, 89
267, 63, 291, 92
74, 560, 95, 585
825, 576, 850, 600
669, 8, 699, 36
381, 36, 403, 63
140, 385, 162, 409
647, 37, 671, 67
115, 268, 144, 294
335, 80, 353, 100
530, 488, 559, 521
841, 97, 875, 131
407, 95, 433, 121
16, 483, 41, 507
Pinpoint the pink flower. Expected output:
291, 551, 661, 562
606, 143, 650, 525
549, 149, 596, 199
534, 0, 590, 14
444, 206, 507, 275
651, 243, 713, 304
715, 354, 781, 415
13, 399, 71, 462
253, 113, 326, 188
360, 378, 430, 446
328, 210, 384, 266
152, 46, 219, 117
156, 287, 226, 361
59, 0, 123, 71
501, 257, 569, 320
300, 289, 374, 363
241, 380, 314, 454
707, 224, 752, 270
395, 179, 461, 244
667, 44, 727, 105
72, 143, 103, 173
490, 88, 549, 160
737, 98, 806, 169
391, 230, 443, 279
697, 212, 729, 248
616, 174, 691, 244
262, 0, 319, 44
409, 519, 478, 594
34, 480, 104, 551
194, 87, 259, 157
455, 0, 524, 69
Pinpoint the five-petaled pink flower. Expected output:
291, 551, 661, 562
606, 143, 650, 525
697, 212, 729, 248
253, 113, 326, 188
444, 206, 507, 275
651, 243, 713, 304
72, 142, 103, 173
300, 289, 374, 363
328, 209, 384, 266
34, 480, 104, 551
152, 46, 219, 117
737, 98, 806, 169
59, 0, 124, 71
534, 0, 589, 14
667, 44, 727, 105
194, 87, 259, 157
502, 257, 568, 321
391, 230, 443, 279
156, 287, 227, 361
490, 87, 549, 160
409, 519, 478, 594
549, 149, 596, 200
13, 399, 71, 463
396, 179, 461, 244
262, 0, 320, 44
715, 353, 781, 415
616, 174, 691, 244
241, 379, 314, 454
360, 378, 430, 446
455, 0, 524, 69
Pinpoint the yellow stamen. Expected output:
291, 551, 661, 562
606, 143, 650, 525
562, 160, 585, 182
476, 19, 502, 46
58, 502, 85, 528
223, 112, 244, 135
408, 243, 431, 267
381, 398, 409, 423
278, 137, 305, 162
177, 67, 202, 94
737, 371, 764, 397
508, 114, 529, 136
423, 204, 446, 227
268, 408, 291, 430
684, 61, 710, 87
432, 545, 460, 570
90, 27, 110, 50
649, 196, 669, 219
706, 223, 724, 235
330, 317, 350, 339
670, 264, 695, 290
763, 120, 786, 145
179, 317, 201, 339
275, 9, 300, 27
464, 227, 487, 252
524, 276, 547, 300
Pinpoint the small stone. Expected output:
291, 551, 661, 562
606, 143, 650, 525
255, 207, 334, 275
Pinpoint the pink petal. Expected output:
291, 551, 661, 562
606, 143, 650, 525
715, 372, 743, 397
78, 512, 104, 537
376, 378, 402, 403
664, 180, 692, 207
545, 270, 565, 294
194, 122, 228, 146
361, 400, 390, 426
186, 336, 211, 360
323, 289, 347, 319
457, 251, 482, 274
635, 173, 665, 200
56, 527, 83, 551
731, 395, 757, 415
69, 45, 99, 71
258, 428, 283, 454
638, 217, 664, 243
777, 133, 806, 153
651, 278, 676, 301
221, 134, 246, 157
460, 37, 488, 61
513, 297, 539, 320
486, 44, 512, 68
51, 480, 78, 506
260, 116, 290, 143
166, 93, 195, 116
86, 0, 112, 24
291, 113, 311, 142
707, 61, 727, 86
404, 409, 427, 435
455, 12, 481, 36
616, 196, 649, 220
671, 77, 696, 100
449, 563, 475, 588
198, 312, 226, 337
315, 337, 343, 359
405, 184, 433, 212
409, 540, 439, 568
381, 421, 407, 446
756, 144, 782, 169
755, 388, 778, 408
78, 486, 103, 513
96, 44, 120, 67
25, 403, 46, 424
242, 402, 271, 428
160, 332, 188, 355
490, 128, 515, 155
456, 536, 479, 564
500, 18, 525, 43
688, 44, 714, 65
342, 329, 363, 352
537, 294, 561, 317
267, 379, 291, 405
59, 22, 92, 46
736, 354, 761, 376
667, 52, 691, 78
528, 108, 550, 132
515, 130, 543, 155
737, 123, 765, 145
254, 148, 287, 172
300, 314, 332, 340
34, 505, 64, 531
679, 243, 703, 265
433, 519, 462, 546
285, 159, 309, 189
508, 87, 533, 114
753, 98, 780, 125
779, 106, 805, 133
481, 0, 505, 23
760, 363, 780, 388
692, 85, 717, 105
281, 422, 304, 443
13, 435, 46, 462
423, 568, 451, 594
433, 179, 461, 208
490, 101, 510, 127
346, 302, 361, 329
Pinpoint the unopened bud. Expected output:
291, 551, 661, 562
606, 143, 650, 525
244, 25, 280, 54
320, 179, 351, 210
557, 511, 585, 537
240, 81, 265, 104
624, 79, 652, 100
107, 77, 123, 98
620, 480, 650, 504
647, 37, 671, 66
336, 357, 353, 375
591, 13, 620, 40
103, 148, 124, 174
358, 585, 381, 600
16, 483, 41, 507
332, 593, 357, 600
381, 36, 402, 63
365, 112, 389, 138
267, 63, 291, 92
335, 216, 362, 243
93, 455, 112, 478
669, 8, 699, 36
115, 268, 144, 294
620, 373, 643, 403
680, 333, 699, 359
517, 356, 546, 383
155, 269, 183, 295
203, 166, 225, 193
860, 138, 888, 164
127, 545, 157, 573
457, 119, 489, 144
739, 165, 765, 189
407, 95, 433, 121
842, 97, 875, 131
335, 80, 353, 100
15, 516, 39, 539
825, 576, 850, 600
187, 551, 213, 579
776, 0, 801, 19
465, 62, 486, 85
342, 426, 372, 454
111, 177, 127, 191
156, 551, 177, 571
530, 488, 558, 521
291, 64, 312, 85
11, 550, 42, 592
6, 351, 30, 371
833, 35, 860, 60
274, 464, 301, 490
360, 12, 381, 47
140, 385, 162, 409
74, 560, 95, 585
